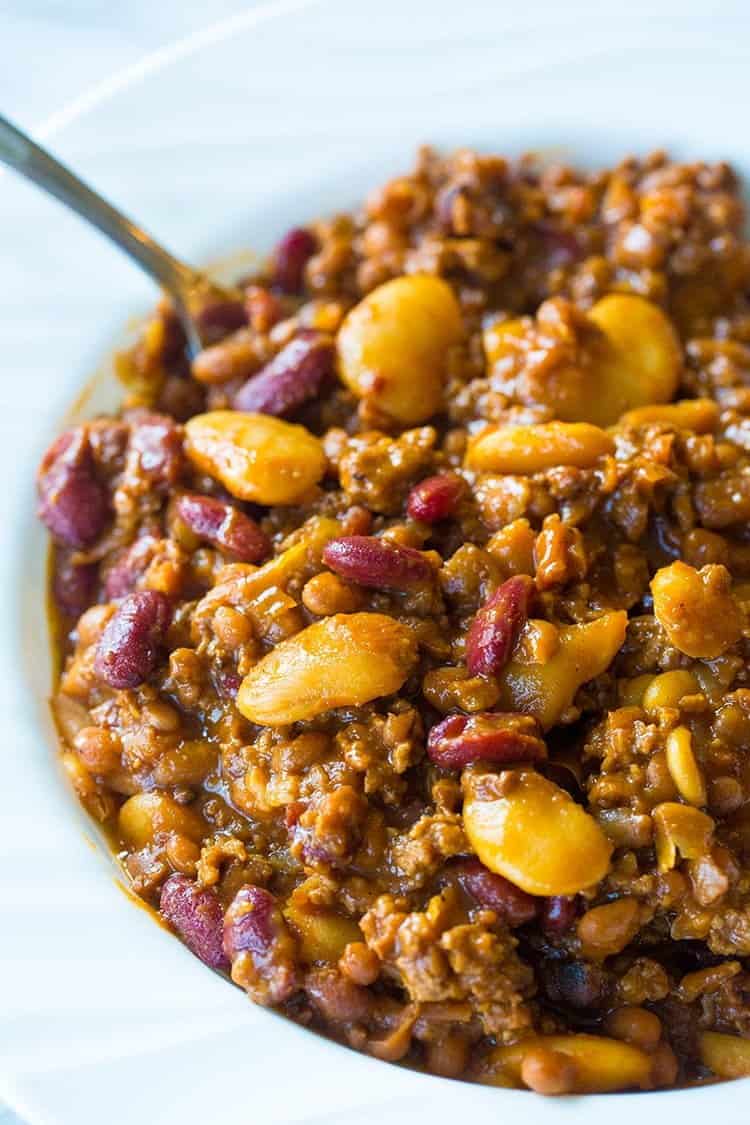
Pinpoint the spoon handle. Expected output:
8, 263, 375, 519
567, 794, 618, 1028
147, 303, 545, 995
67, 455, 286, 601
0, 113, 203, 351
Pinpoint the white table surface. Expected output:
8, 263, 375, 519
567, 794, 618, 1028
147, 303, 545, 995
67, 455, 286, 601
1, 5, 259, 1123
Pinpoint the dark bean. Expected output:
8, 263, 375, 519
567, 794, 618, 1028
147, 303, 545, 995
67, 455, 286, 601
272, 227, 318, 294
128, 413, 183, 489
176, 493, 270, 563
37, 428, 108, 548
160, 873, 229, 970
541, 895, 580, 937
453, 858, 538, 926
94, 590, 172, 689
223, 885, 297, 1005
542, 959, 611, 1010
465, 575, 532, 677
103, 535, 158, 599
52, 551, 98, 617
322, 535, 432, 590
193, 297, 247, 344
305, 967, 371, 1023
233, 332, 334, 416
427, 711, 546, 770
406, 473, 465, 523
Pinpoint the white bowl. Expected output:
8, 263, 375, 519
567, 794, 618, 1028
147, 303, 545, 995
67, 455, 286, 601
2, 1, 750, 1122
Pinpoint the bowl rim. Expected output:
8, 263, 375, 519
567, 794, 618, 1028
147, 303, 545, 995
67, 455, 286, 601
3, 2, 750, 1122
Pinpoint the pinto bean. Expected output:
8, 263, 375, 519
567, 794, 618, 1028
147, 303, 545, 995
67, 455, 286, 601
160, 873, 229, 970
94, 590, 172, 689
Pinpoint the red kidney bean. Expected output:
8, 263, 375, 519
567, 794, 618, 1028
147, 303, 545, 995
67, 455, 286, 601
233, 332, 334, 416
406, 473, 465, 523
305, 967, 371, 1024
453, 858, 539, 926
223, 885, 297, 1005
426, 711, 546, 770
541, 895, 579, 938
160, 873, 229, 970
322, 535, 432, 590
53, 552, 98, 617
193, 297, 247, 344
94, 590, 172, 689
104, 534, 160, 600
465, 575, 533, 677
272, 227, 318, 294
175, 493, 270, 563
37, 428, 108, 548
128, 413, 183, 489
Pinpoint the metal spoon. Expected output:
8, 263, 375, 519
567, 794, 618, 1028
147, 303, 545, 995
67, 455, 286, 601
0, 112, 238, 357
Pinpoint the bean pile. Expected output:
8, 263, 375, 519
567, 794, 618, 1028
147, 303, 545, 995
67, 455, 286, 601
41, 147, 750, 1093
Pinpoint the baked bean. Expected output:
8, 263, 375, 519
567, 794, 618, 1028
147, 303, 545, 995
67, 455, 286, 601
604, 1006, 662, 1051
520, 1046, 578, 1095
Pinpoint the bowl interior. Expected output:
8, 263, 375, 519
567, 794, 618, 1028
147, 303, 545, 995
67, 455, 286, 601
3, 1, 750, 1122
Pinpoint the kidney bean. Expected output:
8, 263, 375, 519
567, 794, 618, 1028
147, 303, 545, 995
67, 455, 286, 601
94, 590, 172, 689
53, 552, 98, 617
175, 493, 270, 563
128, 413, 183, 489
37, 428, 108, 548
160, 873, 229, 970
272, 227, 318, 294
541, 895, 580, 938
465, 574, 532, 677
305, 967, 371, 1023
233, 332, 334, 416
223, 885, 298, 1005
103, 535, 159, 599
406, 473, 465, 523
426, 711, 546, 770
322, 535, 432, 590
193, 296, 247, 344
453, 858, 538, 926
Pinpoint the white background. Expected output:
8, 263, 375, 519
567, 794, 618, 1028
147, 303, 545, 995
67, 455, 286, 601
2, 10, 262, 1122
